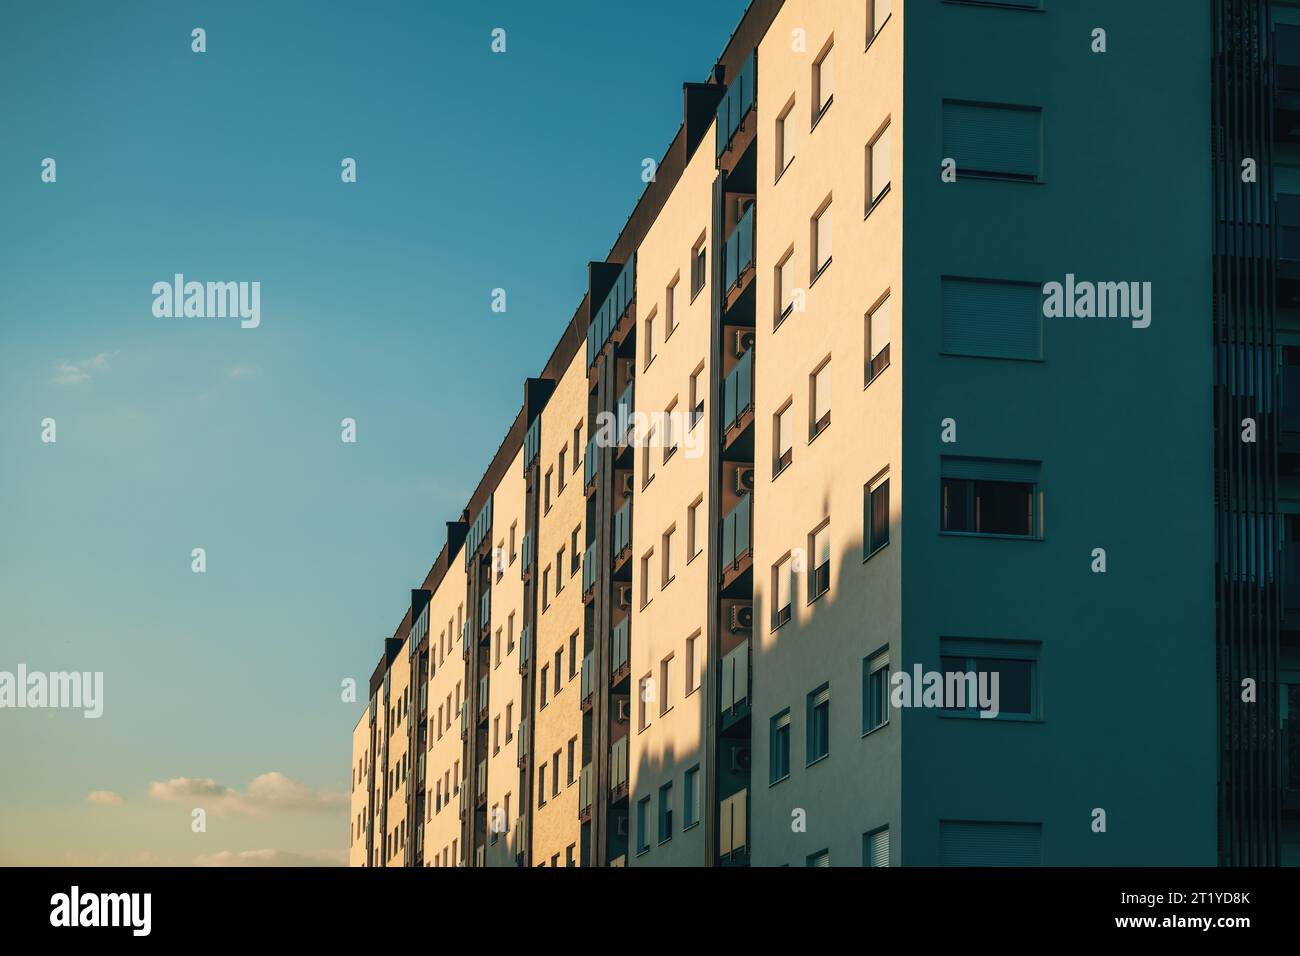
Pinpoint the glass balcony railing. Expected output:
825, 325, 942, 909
610, 736, 629, 793
582, 543, 598, 595
523, 417, 541, 473
722, 348, 754, 435
480, 590, 490, 631
464, 498, 493, 569
584, 436, 600, 489
724, 204, 755, 292
720, 638, 750, 714
518, 626, 530, 673
517, 719, 528, 763
478, 675, 489, 715
581, 652, 594, 705
459, 700, 468, 735
617, 382, 635, 443
721, 494, 753, 570
521, 532, 532, 574
613, 499, 632, 557
611, 619, 630, 675
579, 764, 593, 814
476, 760, 487, 801
587, 254, 637, 369
715, 50, 757, 162
461, 621, 471, 659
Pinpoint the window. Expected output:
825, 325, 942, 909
493, 717, 500, 754
659, 654, 674, 715
869, 0, 891, 40
809, 359, 832, 439
569, 632, 578, 679
636, 796, 652, 854
813, 39, 834, 121
658, 782, 674, 844
541, 567, 551, 610
507, 612, 515, 653
638, 674, 652, 731
554, 650, 563, 695
939, 638, 1039, 719
555, 548, 565, 592
664, 401, 679, 461
642, 425, 657, 487
775, 248, 796, 324
770, 709, 791, 784
509, 522, 517, 563
552, 751, 561, 797
662, 526, 677, 586
666, 275, 680, 338
689, 362, 705, 429
540, 665, 549, 708
567, 736, 577, 784
866, 293, 891, 381
687, 496, 704, 562
942, 100, 1043, 181
940, 458, 1040, 537
537, 765, 546, 807
570, 527, 581, 575
808, 521, 831, 600
640, 550, 654, 607
774, 400, 794, 474
865, 472, 890, 557
686, 631, 701, 694
684, 765, 701, 828
495, 540, 504, 581
691, 235, 707, 299
558, 446, 567, 491
867, 120, 892, 209
494, 629, 502, 667
807, 684, 830, 763
506, 703, 513, 740
863, 648, 889, 733
772, 554, 793, 628
644, 308, 657, 368
573, 423, 583, 472
544, 468, 553, 512
940, 821, 1042, 866
941, 277, 1042, 360
566, 844, 576, 867
812, 199, 832, 277
807, 849, 831, 868
776, 95, 796, 176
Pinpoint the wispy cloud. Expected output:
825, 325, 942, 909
86, 790, 125, 806
225, 364, 261, 379
147, 772, 345, 817
51, 351, 117, 386
193, 848, 345, 867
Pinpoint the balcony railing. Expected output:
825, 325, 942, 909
613, 499, 632, 559
584, 436, 600, 490
580, 652, 595, 708
719, 788, 749, 862
476, 759, 487, 802
464, 497, 493, 569
721, 494, 753, 570
523, 417, 541, 473
715, 49, 757, 162
477, 675, 489, 719
720, 638, 750, 714
480, 590, 491, 633
518, 626, 531, 674
521, 532, 533, 574
517, 718, 529, 765
724, 204, 755, 293
617, 382, 635, 445
461, 620, 471, 659
459, 700, 468, 737
722, 348, 754, 436
578, 764, 593, 816
587, 254, 637, 369
611, 618, 630, 676
610, 735, 629, 796
582, 543, 598, 598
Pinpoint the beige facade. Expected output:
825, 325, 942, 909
348, 711, 370, 868
424, 559, 467, 867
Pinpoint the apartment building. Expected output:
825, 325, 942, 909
349, 0, 1297, 867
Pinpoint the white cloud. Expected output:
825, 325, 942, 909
147, 772, 345, 817
86, 790, 125, 806
225, 364, 260, 379
193, 848, 345, 868
52, 351, 117, 386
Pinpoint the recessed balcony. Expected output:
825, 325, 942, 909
716, 50, 756, 173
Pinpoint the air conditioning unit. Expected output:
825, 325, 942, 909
619, 472, 635, 496
729, 745, 752, 773
734, 329, 756, 357
615, 698, 631, 722
616, 583, 633, 610
620, 359, 636, 383
734, 465, 755, 496
729, 603, 754, 633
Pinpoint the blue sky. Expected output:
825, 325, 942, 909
0, 0, 749, 865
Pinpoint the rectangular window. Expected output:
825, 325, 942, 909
507, 612, 515, 653
645, 309, 657, 368
807, 684, 830, 763
808, 522, 830, 601
940, 457, 1040, 537
552, 751, 561, 797
554, 650, 563, 695
686, 631, 701, 694
684, 765, 701, 828
493, 716, 500, 753
807, 849, 831, 868
544, 468, 553, 512
812, 199, 832, 277
939, 638, 1039, 719
867, 121, 891, 208
773, 554, 793, 628
566, 844, 576, 867
691, 236, 707, 299
570, 527, 581, 575
538, 765, 546, 807
942, 100, 1043, 181
569, 632, 578, 679
636, 796, 652, 854
940, 821, 1043, 866
662, 526, 676, 586
642, 425, 657, 487
664, 400, 679, 461
567, 736, 577, 784
658, 782, 674, 844
775, 400, 794, 474
770, 709, 791, 784
776, 96, 796, 176
540, 665, 549, 708
640, 550, 654, 607
555, 548, 565, 592
638, 674, 652, 732
687, 496, 704, 561
689, 363, 705, 429
542, 567, 550, 610
813, 39, 834, 119
869, 0, 891, 39
776, 248, 796, 324
558, 446, 567, 491
509, 523, 517, 563
506, 702, 513, 740
865, 472, 890, 557
863, 648, 889, 733
867, 294, 891, 380
666, 277, 679, 335
659, 653, 674, 715
573, 423, 583, 472
810, 359, 831, 438
941, 277, 1042, 360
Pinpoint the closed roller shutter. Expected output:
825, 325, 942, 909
943, 101, 1042, 179
866, 827, 890, 867
942, 277, 1042, 360
940, 821, 1042, 866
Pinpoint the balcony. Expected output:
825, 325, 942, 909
464, 498, 493, 570
518, 626, 531, 675
718, 788, 749, 865
720, 638, 750, 724
611, 618, 630, 685
461, 620, 471, 660
616, 382, 635, 449
587, 253, 637, 370
1280, 195, 1300, 307
1278, 25, 1300, 142
721, 494, 754, 585
715, 49, 756, 167
578, 764, 593, 822
523, 416, 541, 474
581, 543, 598, 604
476, 759, 487, 807
723, 204, 756, 305
514, 816, 528, 866
521, 531, 533, 580
584, 436, 600, 496
613, 499, 632, 564
516, 718, 529, 767
477, 675, 489, 723
580, 652, 595, 712
458, 782, 467, 819
722, 348, 754, 440
459, 700, 468, 740
609, 735, 629, 802
479, 591, 491, 636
